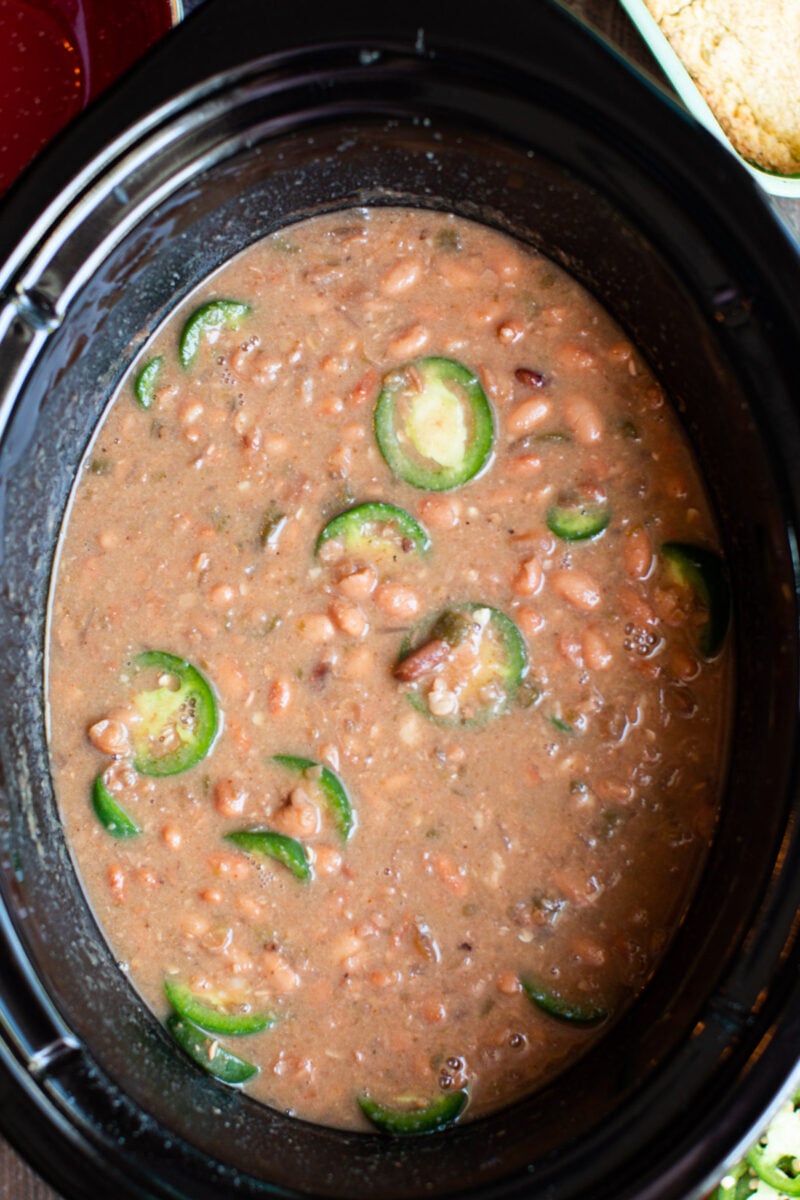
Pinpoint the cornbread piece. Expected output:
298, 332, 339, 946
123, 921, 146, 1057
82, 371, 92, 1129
644, 0, 800, 175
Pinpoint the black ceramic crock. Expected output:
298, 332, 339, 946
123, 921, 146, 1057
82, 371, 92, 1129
1, 2, 800, 1198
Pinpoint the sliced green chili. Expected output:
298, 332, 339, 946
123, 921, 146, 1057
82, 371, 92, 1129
745, 1096, 800, 1196
374, 357, 494, 491
164, 979, 277, 1036
128, 650, 218, 777
358, 1086, 469, 1135
396, 602, 527, 727
225, 829, 312, 882
522, 977, 608, 1026
547, 492, 610, 541
272, 754, 355, 841
167, 1014, 258, 1085
662, 542, 730, 658
91, 774, 140, 838
178, 300, 252, 370
315, 502, 430, 559
133, 356, 163, 409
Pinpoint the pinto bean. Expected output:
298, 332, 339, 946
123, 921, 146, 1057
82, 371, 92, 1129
564, 395, 604, 444
314, 844, 343, 876
555, 341, 598, 371
373, 583, 420, 622
161, 824, 182, 850
388, 323, 429, 359
515, 607, 545, 638
512, 557, 544, 597
418, 495, 461, 529
268, 677, 292, 716
507, 397, 550, 436
497, 971, 521, 995
214, 778, 248, 818
582, 626, 613, 670
624, 526, 654, 580
497, 319, 524, 345
515, 367, 545, 388
336, 566, 378, 600
394, 638, 450, 682
550, 569, 602, 611
209, 583, 236, 607
271, 787, 320, 837
345, 369, 379, 408
87, 718, 130, 756
298, 613, 336, 643
380, 257, 421, 295
329, 600, 369, 638
260, 949, 300, 993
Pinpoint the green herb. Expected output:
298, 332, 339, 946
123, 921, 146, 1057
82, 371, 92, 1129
259, 507, 287, 548
429, 609, 476, 647
599, 809, 624, 838
516, 679, 541, 709
272, 236, 300, 254
435, 228, 462, 253
209, 506, 230, 532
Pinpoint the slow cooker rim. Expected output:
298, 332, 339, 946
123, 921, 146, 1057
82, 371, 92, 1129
1, 2, 800, 1200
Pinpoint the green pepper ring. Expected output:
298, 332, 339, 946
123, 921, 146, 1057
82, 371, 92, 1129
662, 541, 731, 659
315, 501, 430, 558
374, 356, 494, 491
166, 1014, 259, 1085
225, 828, 312, 883
91, 774, 141, 838
358, 1086, 469, 1135
272, 754, 355, 841
522, 977, 608, 1027
132, 355, 163, 409
178, 299, 252, 370
129, 650, 219, 777
164, 978, 277, 1037
397, 602, 527, 727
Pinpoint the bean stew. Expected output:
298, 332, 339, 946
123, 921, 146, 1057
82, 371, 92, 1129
47, 207, 731, 1132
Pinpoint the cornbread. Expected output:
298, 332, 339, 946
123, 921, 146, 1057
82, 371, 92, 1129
643, 0, 800, 175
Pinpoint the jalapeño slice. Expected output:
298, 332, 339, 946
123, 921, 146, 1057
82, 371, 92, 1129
167, 1014, 258, 1085
522, 977, 608, 1026
129, 650, 219, 777
745, 1095, 800, 1196
272, 754, 355, 841
315, 502, 430, 560
661, 542, 730, 658
358, 1086, 469, 1135
164, 979, 277, 1036
133, 356, 162, 409
91, 774, 141, 838
374, 357, 494, 491
225, 829, 312, 882
547, 491, 610, 541
396, 602, 527, 727
178, 299, 252, 370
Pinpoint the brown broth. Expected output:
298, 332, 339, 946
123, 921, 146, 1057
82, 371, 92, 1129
47, 207, 731, 1131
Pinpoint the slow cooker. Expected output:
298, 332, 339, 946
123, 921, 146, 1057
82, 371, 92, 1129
1, 1, 800, 1198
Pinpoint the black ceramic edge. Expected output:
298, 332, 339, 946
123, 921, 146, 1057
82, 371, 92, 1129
2, 2, 800, 1200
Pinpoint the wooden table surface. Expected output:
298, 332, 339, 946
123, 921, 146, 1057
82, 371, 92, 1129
1, 1, 797, 1196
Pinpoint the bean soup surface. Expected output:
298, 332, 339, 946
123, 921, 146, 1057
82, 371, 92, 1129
48, 208, 731, 1132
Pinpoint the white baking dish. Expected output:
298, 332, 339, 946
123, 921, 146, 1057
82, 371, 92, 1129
619, 0, 800, 198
